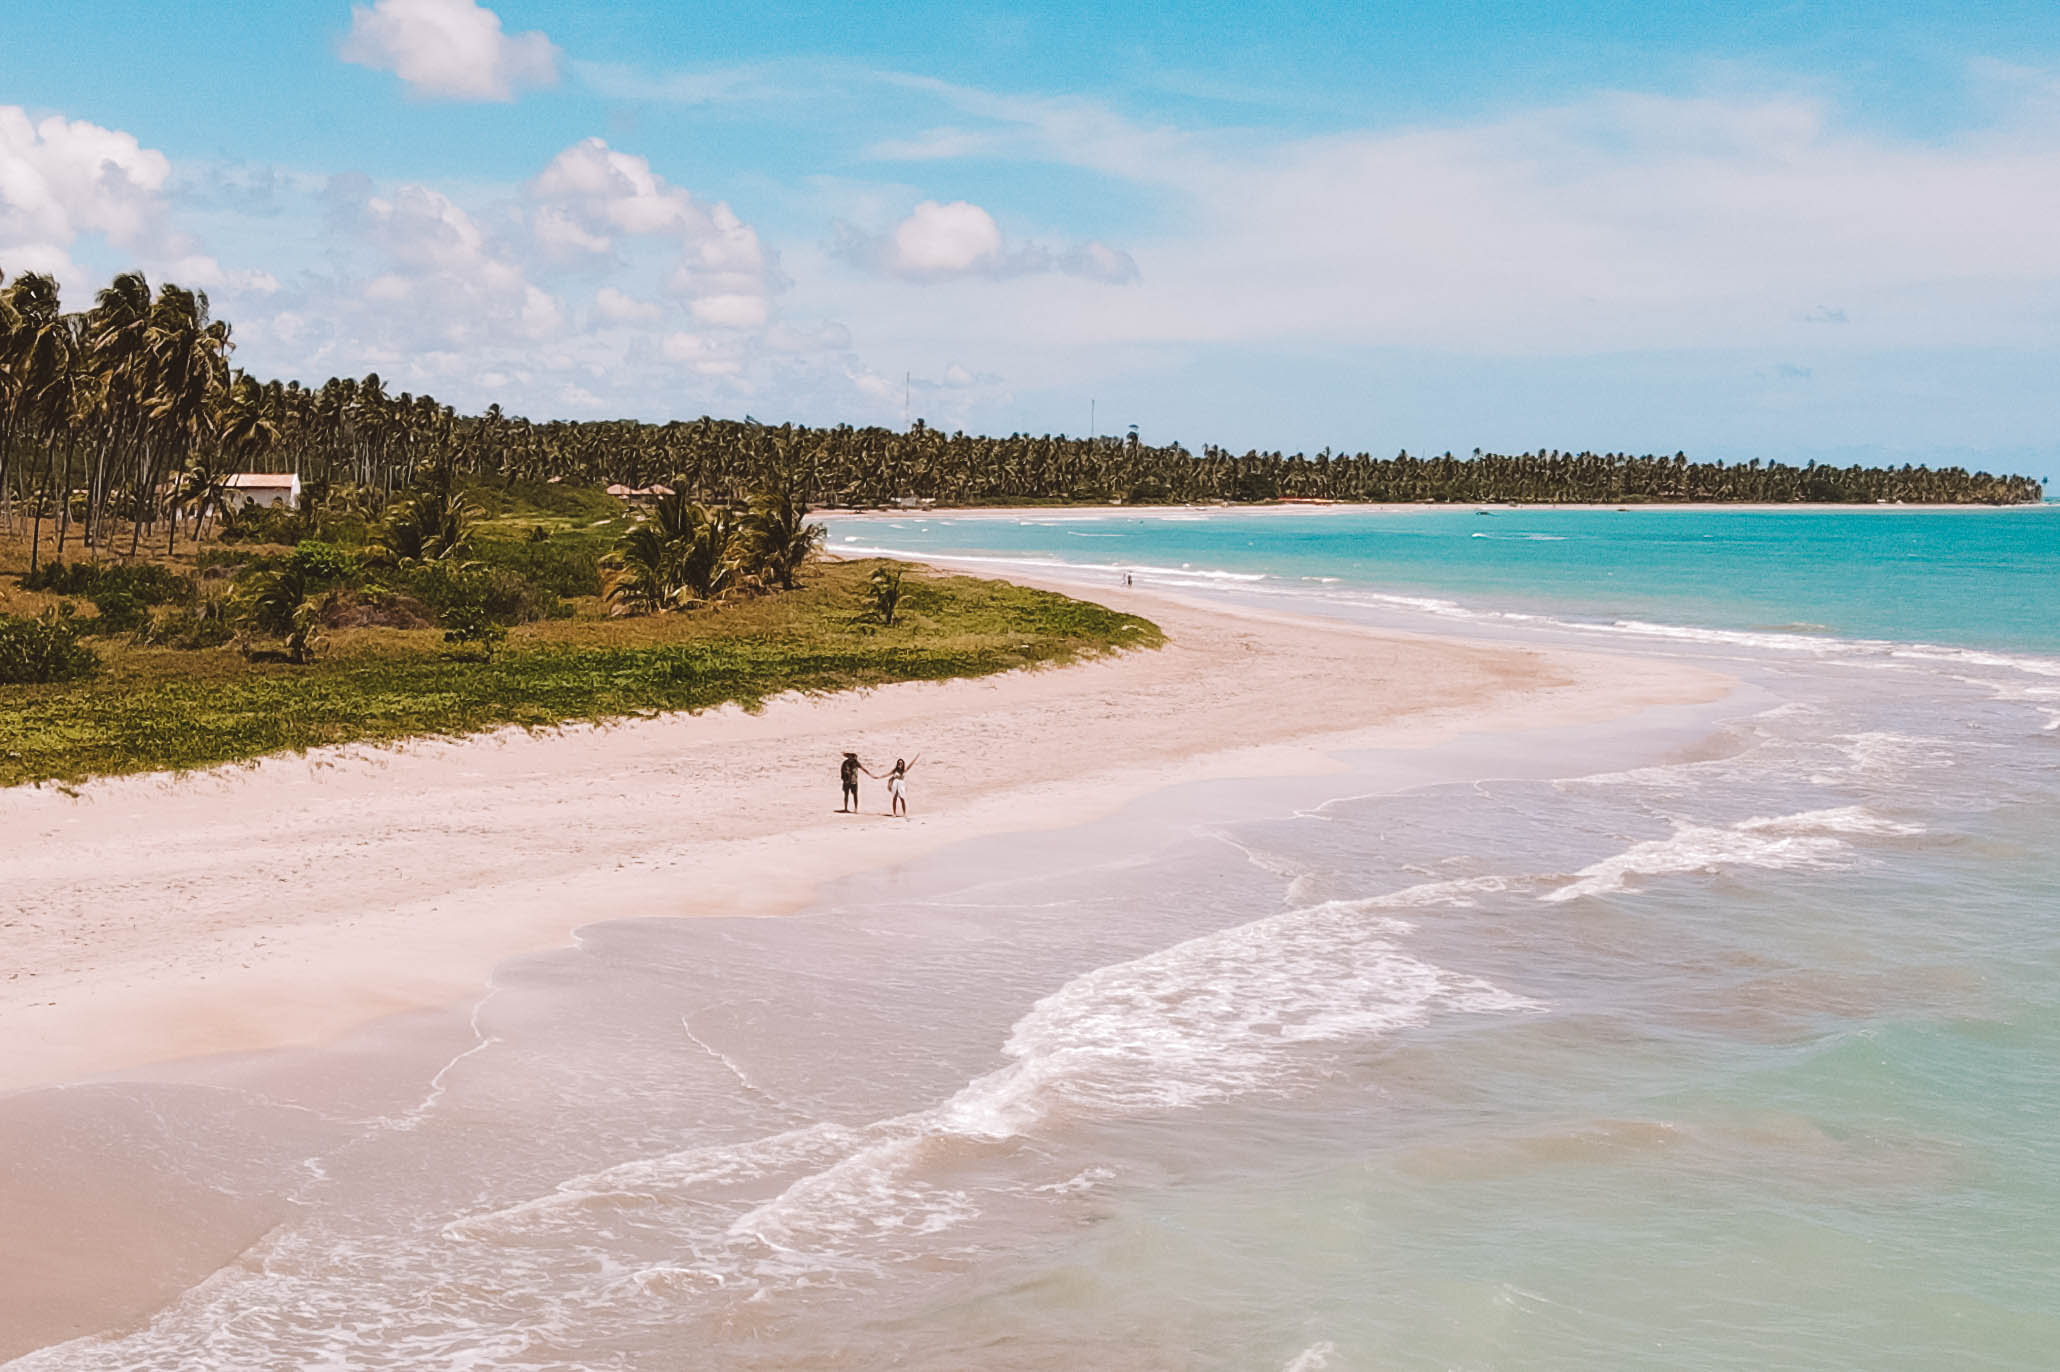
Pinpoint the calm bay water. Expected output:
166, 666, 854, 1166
834, 504, 2060, 654
12, 506, 2059, 1370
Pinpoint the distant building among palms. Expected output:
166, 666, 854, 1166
223, 474, 302, 509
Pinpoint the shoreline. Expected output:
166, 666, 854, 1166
0, 580, 1732, 1098
829, 499, 2055, 519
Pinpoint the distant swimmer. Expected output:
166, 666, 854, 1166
885, 756, 920, 817
839, 751, 873, 812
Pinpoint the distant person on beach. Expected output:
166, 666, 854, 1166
886, 756, 919, 817
839, 752, 872, 812
1124, 573, 1133, 586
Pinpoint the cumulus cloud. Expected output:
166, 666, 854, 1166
341, 0, 559, 102
221, 140, 857, 419
0, 106, 168, 256
331, 179, 563, 346
528, 137, 778, 328
0, 105, 277, 300
593, 286, 661, 322
530, 137, 704, 244
884, 199, 1002, 275
834, 198, 1138, 284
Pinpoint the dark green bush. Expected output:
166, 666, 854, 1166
288, 540, 362, 584
21, 560, 195, 605
195, 549, 259, 578
441, 601, 509, 659
87, 589, 150, 636
216, 503, 306, 544
466, 479, 619, 521
141, 597, 237, 649
474, 538, 602, 598
0, 609, 99, 684
401, 563, 563, 624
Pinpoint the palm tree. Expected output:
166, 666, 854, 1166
141, 284, 231, 552
864, 566, 904, 626
376, 468, 474, 563
168, 457, 232, 551
602, 493, 745, 613
218, 372, 280, 470
740, 487, 824, 590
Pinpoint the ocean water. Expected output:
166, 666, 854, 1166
9, 507, 2060, 1370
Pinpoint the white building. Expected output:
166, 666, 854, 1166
223, 473, 301, 509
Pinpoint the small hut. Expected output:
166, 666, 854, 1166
223, 474, 302, 509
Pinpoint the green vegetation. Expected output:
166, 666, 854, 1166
864, 566, 905, 627
0, 558, 1159, 787
0, 430, 1159, 787
0, 607, 97, 685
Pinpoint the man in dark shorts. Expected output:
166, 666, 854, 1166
839, 752, 868, 812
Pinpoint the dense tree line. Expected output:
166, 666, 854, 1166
3, 270, 2042, 567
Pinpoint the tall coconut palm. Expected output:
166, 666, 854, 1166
740, 487, 824, 590
141, 284, 231, 551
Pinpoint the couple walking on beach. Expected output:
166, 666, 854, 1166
840, 752, 920, 816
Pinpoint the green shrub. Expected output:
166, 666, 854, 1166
311, 512, 373, 547
474, 538, 602, 598
287, 540, 361, 584
244, 564, 316, 637
21, 560, 195, 605
217, 503, 306, 545
0, 608, 99, 684
316, 587, 436, 630
87, 589, 150, 636
466, 479, 620, 521
141, 596, 237, 650
195, 549, 259, 578
402, 562, 562, 624
441, 601, 509, 660
864, 566, 905, 626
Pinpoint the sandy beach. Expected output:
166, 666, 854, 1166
0, 581, 1727, 1099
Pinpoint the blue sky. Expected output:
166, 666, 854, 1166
3, 1, 2058, 475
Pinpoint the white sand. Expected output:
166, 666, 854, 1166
0, 583, 1729, 1094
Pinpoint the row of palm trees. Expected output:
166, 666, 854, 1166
1, 271, 240, 565
3, 269, 2043, 566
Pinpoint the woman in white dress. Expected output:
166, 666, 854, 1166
886, 756, 919, 816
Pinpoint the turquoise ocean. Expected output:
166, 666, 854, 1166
13, 505, 2058, 1371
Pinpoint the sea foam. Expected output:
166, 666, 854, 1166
1540, 806, 1922, 904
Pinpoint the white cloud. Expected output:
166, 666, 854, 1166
824, 79, 2060, 366
835, 198, 1138, 284
531, 137, 703, 243
221, 144, 850, 419
0, 107, 168, 253
530, 137, 779, 329
341, 0, 559, 102
162, 253, 281, 294
889, 199, 1002, 275
688, 292, 768, 329
593, 286, 660, 322
340, 181, 564, 345
0, 105, 275, 301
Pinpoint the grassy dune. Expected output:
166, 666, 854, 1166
0, 557, 1160, 788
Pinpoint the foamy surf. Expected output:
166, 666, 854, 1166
1540, 806, 1923, 903
456, 881, 1541, 1286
